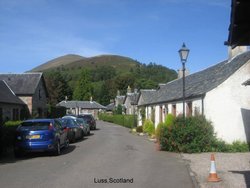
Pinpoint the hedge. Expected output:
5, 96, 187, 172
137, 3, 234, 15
0, 121, 22, 155
99, 113, 137, 128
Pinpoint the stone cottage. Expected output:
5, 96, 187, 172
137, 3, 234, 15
0, 80, 27, 123
57, 100, 106, 119
0, 73, 48, 118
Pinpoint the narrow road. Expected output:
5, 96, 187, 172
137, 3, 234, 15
0, 121, 194, 188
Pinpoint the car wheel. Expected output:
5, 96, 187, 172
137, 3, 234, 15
54, 141, 61, 156
65, 139, 69, 148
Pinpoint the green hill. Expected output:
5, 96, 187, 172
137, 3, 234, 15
30, 54, 177, 105
31, 54, 86, 72
31, 54, 140, 73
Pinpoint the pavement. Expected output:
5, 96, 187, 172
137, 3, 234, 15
181, 153, 250, 188
137, 131, 250, 188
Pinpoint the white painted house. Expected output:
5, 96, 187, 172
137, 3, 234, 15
138, 49, 250, 143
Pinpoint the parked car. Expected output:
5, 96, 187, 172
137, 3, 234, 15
14, 119, 69, 157
63, 115, 90, 136
78, 114, 96, 130
61, 117, 84, 143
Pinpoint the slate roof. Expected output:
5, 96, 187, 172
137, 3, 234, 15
106, 103, 115, 111
0, 73, 44, 95
0, 80, 25, 105
242, 78, 250, 86
125, 92, 140, 105
148, 50, 250, 105
137, 89, 156, 106
57, 100, 106, 109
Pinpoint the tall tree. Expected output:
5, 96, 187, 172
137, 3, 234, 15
44, 71, 72, 105
73, 69, 93, 101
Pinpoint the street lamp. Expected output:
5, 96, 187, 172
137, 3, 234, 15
178, 43, 190, 119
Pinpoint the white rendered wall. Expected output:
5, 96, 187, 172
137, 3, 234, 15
204, 60, 250, 143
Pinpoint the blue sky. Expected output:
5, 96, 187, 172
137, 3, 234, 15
0, 0, 231, 74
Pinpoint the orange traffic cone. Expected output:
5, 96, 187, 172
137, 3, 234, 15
207, 154, 221, 182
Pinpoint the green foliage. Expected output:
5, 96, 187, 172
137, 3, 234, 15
99, 113, 137, 128
143, 119, 155, 136
4, 121, 22, 127
159, 116, 215, 153
156, 122, 166, 140
136, 126, 143, 133
226, 141, 250, 152
165, 114, 175, 127
159, 116, 250, 153
1, 121, 22, 154
115, 104, 123, 115
40, 56, 177, 105
211, 140, 250, 152
44, 71, 72, 105
73, 69, 93, 100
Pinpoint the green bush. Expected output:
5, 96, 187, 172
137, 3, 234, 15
165, 114, 175, 127
136, 126, 143, 133
1, 121, 22, 154
143, 119, 155, 135
99, 113, 137, 128
226, 141, 249, 152
159, 116, 215, 153
155, 122, 166, 140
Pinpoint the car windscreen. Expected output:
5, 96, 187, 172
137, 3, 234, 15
61, 119, 77, 128
19, 122, 50, 131
82, 115, 92, 121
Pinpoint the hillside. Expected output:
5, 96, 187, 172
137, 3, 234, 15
31, 54, 140, 73
31, 54, 86, 72
31, 54, 177, 106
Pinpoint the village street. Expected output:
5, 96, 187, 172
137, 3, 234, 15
0, 121, 194, 188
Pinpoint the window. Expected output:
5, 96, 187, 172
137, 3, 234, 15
13, 108, 19, 121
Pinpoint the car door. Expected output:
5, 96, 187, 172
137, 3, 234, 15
55, 120, 66, 146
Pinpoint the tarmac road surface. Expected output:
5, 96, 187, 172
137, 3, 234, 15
0, 121, 194, 188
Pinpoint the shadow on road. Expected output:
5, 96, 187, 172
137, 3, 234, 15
230, 170, 250, 187
0, 145, 76, 165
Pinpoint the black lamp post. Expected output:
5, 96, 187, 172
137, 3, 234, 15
178, 43, 190, 119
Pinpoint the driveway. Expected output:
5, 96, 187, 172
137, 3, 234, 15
0, 121, 194, 188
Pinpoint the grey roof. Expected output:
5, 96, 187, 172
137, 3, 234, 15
57, 100, 106, 109
137, 89, 156, 106
106, 103, 115, 111
0, 73, 44, 95
242, 78, 250, 86
148, 51, 250, 105
0, 80, 25, 105
125, 92, 140, 105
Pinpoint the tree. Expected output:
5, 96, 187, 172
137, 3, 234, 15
73, 69, 93, 101
44, 71, 72, 105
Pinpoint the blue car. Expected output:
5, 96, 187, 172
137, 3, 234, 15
14, 119, 69, 157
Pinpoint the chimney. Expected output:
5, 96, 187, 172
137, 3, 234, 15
178, 69, 190, 79
228, 46, 248, 59
127, 85, 132, 94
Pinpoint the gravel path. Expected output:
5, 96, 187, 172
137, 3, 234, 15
182, 153, 250, 188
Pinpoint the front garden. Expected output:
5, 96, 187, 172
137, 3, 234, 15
141, 114, 250, 153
